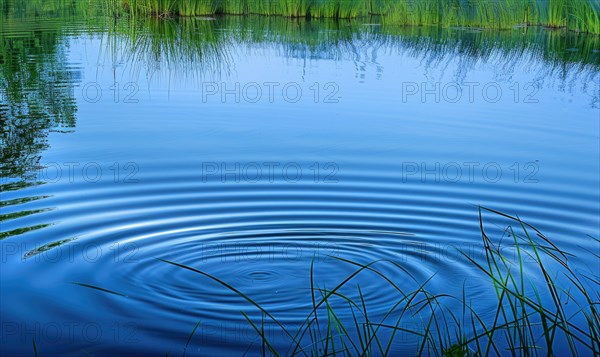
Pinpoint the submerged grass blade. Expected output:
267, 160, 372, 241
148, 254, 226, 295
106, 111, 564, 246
70, 282, 128, 297
241, 311, 280, 357
156, 258, 301, 351
32, 338, 38, 357
183, 321, 201, 357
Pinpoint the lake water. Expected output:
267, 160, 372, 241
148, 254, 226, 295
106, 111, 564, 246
1, 3, 599, 356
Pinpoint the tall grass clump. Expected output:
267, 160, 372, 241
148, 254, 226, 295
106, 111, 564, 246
308, 0, 369, 18
108, 0, 600, 34
179, 0, 219, 16
281, 0, 311, 17
566, 0, 600, 34
151, 207, 599, 355
124, 0, 177, 17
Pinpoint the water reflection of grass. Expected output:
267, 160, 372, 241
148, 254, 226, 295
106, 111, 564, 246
156, 208, 599, 356
110, 0, 600, 34
108, 16, 599, 76
0, 0, 101, 179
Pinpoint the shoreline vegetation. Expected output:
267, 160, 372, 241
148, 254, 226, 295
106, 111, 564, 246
74, 208, 600, 356
105, 0, 600, 34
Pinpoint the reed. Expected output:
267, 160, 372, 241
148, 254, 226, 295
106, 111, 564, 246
108, 0, 600, 34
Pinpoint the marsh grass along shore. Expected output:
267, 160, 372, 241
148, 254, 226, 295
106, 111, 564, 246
108, 0, 600, 34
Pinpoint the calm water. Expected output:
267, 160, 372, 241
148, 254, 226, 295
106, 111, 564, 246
1, 2, 599, 356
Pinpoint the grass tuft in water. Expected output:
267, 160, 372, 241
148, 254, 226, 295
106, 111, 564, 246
157, 207, 599, 355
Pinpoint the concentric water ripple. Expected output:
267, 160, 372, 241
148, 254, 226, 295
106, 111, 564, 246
4, 167, 583, 354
